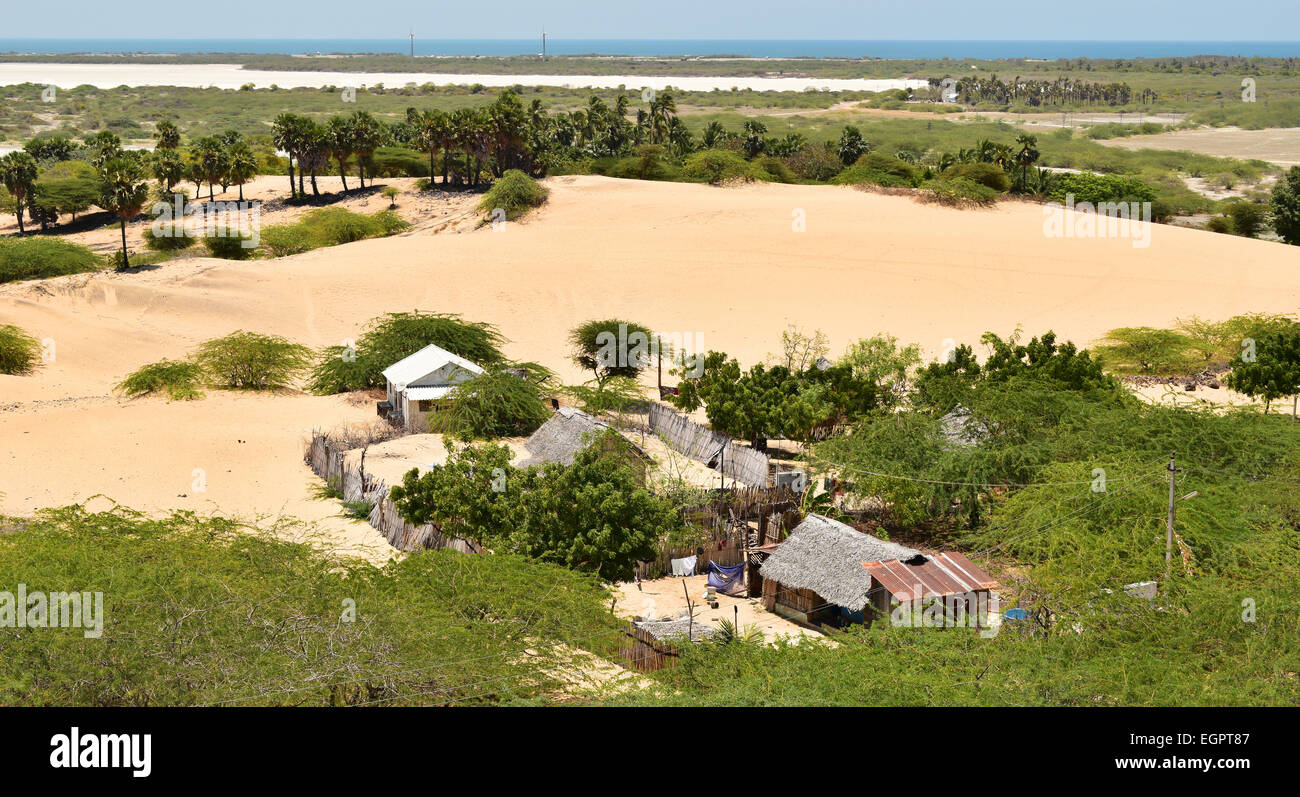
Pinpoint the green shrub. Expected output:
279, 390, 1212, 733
1093, 327, 1199, 375
1048, 172, 1157, 205
0, 324, 42, 375
259, 224, 315, 257
0, 237, 103, 283
681, 149, 768, 184
299, 206, 377, 245
919, 177, 1000, 207
478, 169, 549, 221
756, 156, 797, 184
1205, 216, 1234, 234
195, 331, 312, 390
369, 146, 429, 178
1225, 201, 1267, 238
942, 162, 1011, 192
0, 505, 617, 706
830, 153, 921, 188
371, 210, 410, 236
117, 359, 205, 400
142, 221, 197, 252
201, 231, 256, 260
308, 311, 507, 394
435, 367, 554, 439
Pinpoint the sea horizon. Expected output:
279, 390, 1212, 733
2, 38, 1299, 60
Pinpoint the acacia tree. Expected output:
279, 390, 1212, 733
569, 318, 655, 384
0, 151, 38, 233
1270, 166, 1300, 245
390, 434, 678, 581
1225, 326, 1300, 414
98, 156, 149, 270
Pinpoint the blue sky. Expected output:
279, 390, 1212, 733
2, 1, 1296, 41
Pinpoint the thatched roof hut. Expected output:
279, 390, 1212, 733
518, 407, 649, 479
759, 514, 919, 613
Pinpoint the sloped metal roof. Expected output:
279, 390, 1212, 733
862, 552, 997, 602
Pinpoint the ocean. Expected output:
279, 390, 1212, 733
1, 39, 1299, 59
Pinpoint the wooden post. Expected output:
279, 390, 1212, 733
1165, 452, 1177, 580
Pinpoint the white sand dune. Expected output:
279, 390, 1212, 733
3, 176, 1298, 552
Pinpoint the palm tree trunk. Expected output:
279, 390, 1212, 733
339, 159, 348, 192
238, 183, 244, 201
287, 159, 296, 197
118, 219, 129, 270
14, 207, 24, 234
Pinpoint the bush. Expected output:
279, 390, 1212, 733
784, 143, 843, 182
436, 367, 554, 439
194, 331, 312, 390
308, 311, 506, 394
941, 162, 1011, 192
1205, 216, 1234, 234
478, 169, 549, 221
681, 149, 768, 184
1048, 172, 1157, 205
919, 177, 1000, 207
1226, 201, 1267, 238
369, 146, 429, 178
259, 224, 315, 257
142, 221, 197, 252
117, 359, 205, 400
258, 207, 410, 257
0, 324, 42, 375
0, 237, 103, 283
0, 505, 617, 706
1093, 327, 1199, 375
830, 153, 921, 188
755, 156, 797, 184
201, 231, 256, 260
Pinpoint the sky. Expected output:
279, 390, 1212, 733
1, 1, 1297, 41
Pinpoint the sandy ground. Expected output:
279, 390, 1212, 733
0, 63, 927, 94
4, 175, 1300, 555
1097, 126, 1300, 166
613, 574, 823, 644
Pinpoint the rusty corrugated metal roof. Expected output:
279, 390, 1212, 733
862, 552, 997, 602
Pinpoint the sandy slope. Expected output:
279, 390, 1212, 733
3, 176, 1299, 553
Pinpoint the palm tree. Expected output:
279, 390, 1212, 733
297, 121, 327, 196
346, 111, 384, 189
193, 136, 227, 200
325, 116, 354, 191
98, 156, 149, 271
1014, 133, 1040, 193
0, 151, 38, 233
153, 120, 181, 150
225, 142, 258, 201
149, 147, 185, 194
272, 113, 305, 198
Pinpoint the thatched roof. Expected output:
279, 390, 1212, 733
634, 615, 715, 643
517, 407, 610, 468
759, 514, 920, 611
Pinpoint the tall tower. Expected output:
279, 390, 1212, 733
542, 29, 547, 61
409, 30, 414, 58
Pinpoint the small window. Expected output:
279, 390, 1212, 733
418, 400, 432, 411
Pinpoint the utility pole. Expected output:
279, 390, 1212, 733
1165, 452, 1178, 579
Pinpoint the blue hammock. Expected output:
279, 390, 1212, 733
706, 562, 746, 596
